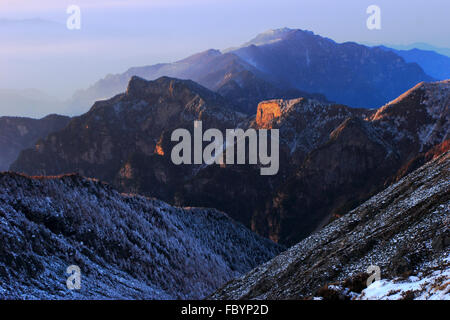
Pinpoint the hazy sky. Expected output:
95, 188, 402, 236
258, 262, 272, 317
1, 0, 449, 99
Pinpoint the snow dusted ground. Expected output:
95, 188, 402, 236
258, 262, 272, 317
358, 253, 449, 300
312, 251, 450, 300
0, 173, 282, 299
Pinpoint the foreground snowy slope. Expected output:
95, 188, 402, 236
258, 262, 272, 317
356, 256, 449, 300
0, 173, 282, 299
212, 151, 450, 300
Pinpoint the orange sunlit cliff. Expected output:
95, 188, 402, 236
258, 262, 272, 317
256, 100, 283, 128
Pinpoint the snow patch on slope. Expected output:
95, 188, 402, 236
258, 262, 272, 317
358, 253, 449, 300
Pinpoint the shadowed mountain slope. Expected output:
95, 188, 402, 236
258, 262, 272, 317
11, 77, 245, 185
0, 172, 282, 299
211, 151, 450, 300
0, 114, 70, 171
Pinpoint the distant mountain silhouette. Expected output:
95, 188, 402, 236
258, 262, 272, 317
67, 28, 434, 114
386, 42, 450, 58
232, 29, 434, 108
0, 114, 70, 171
378, 46, 450, 80
67, 47, 326, 115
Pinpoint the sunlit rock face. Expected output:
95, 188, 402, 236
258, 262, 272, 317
154, 134, 165, 156
256, 100, 283, 128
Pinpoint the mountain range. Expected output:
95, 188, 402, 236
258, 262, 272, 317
2, 136, 448, 299
1, 26, 449, 301
3, 28, 448, 118
10, 76, 450, 246
378, 46, 450, 80
66, 28, 436, 115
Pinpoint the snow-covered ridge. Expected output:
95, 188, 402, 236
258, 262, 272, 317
0, 173, 282, 299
